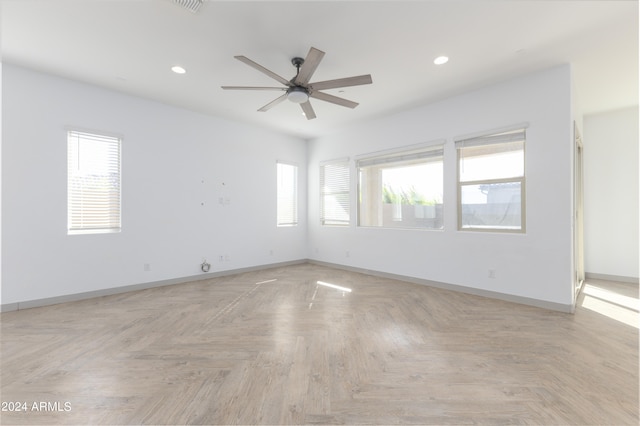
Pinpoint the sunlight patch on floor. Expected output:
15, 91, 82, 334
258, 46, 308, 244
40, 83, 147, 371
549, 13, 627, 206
581, 284, 639, 329
316, 281, 352, 293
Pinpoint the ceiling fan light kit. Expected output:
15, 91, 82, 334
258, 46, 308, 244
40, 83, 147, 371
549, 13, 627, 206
221, 47, 373, 120
287, 87, 309, 104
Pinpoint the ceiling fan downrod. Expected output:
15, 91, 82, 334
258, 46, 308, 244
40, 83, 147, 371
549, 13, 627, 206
288, 57, 309, 103
291, 57, 305, 75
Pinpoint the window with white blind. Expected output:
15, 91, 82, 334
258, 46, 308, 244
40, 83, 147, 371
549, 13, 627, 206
320, 159, 350, 226
456, 127, 526, 232
357, 144, 444, 229
67, 130, 121, 234
277, 162, 298, 227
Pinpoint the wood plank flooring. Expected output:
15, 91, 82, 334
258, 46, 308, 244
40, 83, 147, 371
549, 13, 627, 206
1, 263, 638, 424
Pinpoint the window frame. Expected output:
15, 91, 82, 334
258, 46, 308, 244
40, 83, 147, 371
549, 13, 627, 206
455, 126, 527, 233
276, 161, 298, 227
67, 128, 122, 235
320, 158, 351, 227
356, 141, 445, 230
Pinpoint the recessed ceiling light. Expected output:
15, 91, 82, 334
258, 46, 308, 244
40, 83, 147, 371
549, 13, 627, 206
171, 65, 187, 74
434, 56, 449, 65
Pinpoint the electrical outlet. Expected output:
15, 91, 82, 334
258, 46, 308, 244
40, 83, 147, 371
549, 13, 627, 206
488, 269, 496, 279
218, 255, 224, 262
345, 251, 350, 258
144, 263, 151, 272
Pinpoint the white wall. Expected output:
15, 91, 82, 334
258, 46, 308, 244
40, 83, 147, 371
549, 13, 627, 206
308, 65, 575, 308
0, 61, 3, 307
2, 64, 307, 305
1, 64, 581, 309
583, 107, 639, 280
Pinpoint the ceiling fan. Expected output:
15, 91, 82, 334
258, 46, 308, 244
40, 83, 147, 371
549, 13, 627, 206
221, 47, 373, 120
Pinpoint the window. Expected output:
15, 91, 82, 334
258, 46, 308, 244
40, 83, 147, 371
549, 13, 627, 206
67, 130, 121, 234
277, 162, 298, 226
357, 144, 444, 229
320, 159, 350, 226
456, 127, 526, 232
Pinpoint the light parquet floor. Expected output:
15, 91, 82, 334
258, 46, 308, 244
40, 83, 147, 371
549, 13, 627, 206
1, 263, 638, 425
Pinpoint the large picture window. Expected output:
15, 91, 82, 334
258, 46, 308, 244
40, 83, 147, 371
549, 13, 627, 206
357, 144, 444, 229
67, 130, 121, 234
456, 127, 526, 232
277, 162, 298, 227
320, 159, 350, 226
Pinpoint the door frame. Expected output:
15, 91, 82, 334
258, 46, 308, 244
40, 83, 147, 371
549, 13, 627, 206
574, 122, 585, 304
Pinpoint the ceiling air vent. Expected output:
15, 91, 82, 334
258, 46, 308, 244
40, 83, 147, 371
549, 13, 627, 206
172, 0, 203, 13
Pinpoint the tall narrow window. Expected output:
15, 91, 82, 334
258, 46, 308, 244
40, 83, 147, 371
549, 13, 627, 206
67, 130, 121, 234
456, 127, 526, 232
320, 159, 350, 226
357, 144, 444, 229
277, 162, 298, 226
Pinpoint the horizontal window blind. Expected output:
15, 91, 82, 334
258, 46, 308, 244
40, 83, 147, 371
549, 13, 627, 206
357, 146, 444, 168
457, 140, 524, 161
320, 160, 350, 226
457, 129, 525, 183
67, 130, 121, 233
455, 129, 526, 148
277, 162, 298, 226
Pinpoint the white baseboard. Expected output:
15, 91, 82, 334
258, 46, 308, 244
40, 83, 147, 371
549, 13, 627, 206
308, 260, 574, 313
1, 258, 575, 314
585, 272, 639, 284
0, 259, 306, 312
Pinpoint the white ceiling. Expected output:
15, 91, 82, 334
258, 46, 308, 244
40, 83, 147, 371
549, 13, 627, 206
2, 0, 638, 139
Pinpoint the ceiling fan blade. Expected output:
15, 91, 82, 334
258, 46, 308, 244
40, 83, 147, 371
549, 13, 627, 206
234, 55, 292, 87
309, 74, 372, 91
172, 0, 203, 13
258, 94, 288, 112
294, 47, 325, 86
300, 101, 316, 120
221, 86, 287, 91
310, 91, 359, 109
